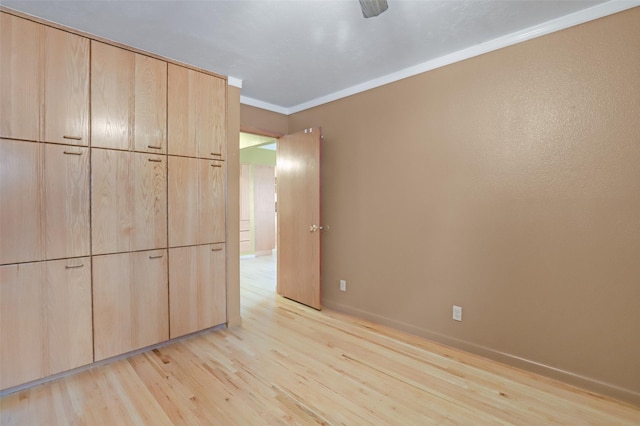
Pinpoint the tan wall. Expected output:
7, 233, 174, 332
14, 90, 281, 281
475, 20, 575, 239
241, 104, 288, 136
288, 8, 640, 403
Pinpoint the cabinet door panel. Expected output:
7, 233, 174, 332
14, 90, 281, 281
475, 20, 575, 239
132, 153, 167, 251
93, 252, 131, 361
199, 160, 226, 244
0, 140, 42, 265
0, 13, 41, 142
203, 243, 227, 329
42, 26, 89, 146
134, 54, 167, 154
0, 262, 44, 390
198, 73, 226, 160
44, 257, 93, 376
167, 64, 197, 157
168, 155, 198, 247
91, 149, 132, 254
131, 250, 168, 349
43, 144, 90, 259
90, 41, 133, 150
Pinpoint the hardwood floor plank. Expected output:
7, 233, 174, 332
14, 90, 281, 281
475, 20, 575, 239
1, 253, 639, 424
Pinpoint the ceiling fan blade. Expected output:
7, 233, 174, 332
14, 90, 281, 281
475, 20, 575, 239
359, 0, 388, 18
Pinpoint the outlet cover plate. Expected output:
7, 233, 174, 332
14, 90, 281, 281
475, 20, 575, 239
453, 305, 462, 321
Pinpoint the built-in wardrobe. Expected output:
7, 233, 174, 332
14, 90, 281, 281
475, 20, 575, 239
0, 11, 228, 391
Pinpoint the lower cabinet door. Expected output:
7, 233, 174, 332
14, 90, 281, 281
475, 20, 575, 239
93, 250, 168, 361
169, 244, 226, 338
0, 258, 92, 391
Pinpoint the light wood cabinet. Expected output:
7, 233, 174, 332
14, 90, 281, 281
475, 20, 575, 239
93, 250, 169, 361
168, 64, 226, 159
0, 258, 92, 391
168, 157, 225, 247
42, 25, 89, 146
0, 13, 41, 142
92, 150, 166, 254
169, 244, 226, 338
91, 41, 167, 152
0, 139, 42, 265
43, 144, 90, 259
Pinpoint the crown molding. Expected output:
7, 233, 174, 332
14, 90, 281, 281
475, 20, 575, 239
227, 76, 243, 88
239, 1, 640, 115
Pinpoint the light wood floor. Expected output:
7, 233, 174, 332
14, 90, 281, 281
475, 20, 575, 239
1, 253, 639, 425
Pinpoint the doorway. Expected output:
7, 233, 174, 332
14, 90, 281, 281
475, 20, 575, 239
239, 132, 278, 298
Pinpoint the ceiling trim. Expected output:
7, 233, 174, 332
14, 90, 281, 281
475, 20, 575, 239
240, 0, 640, 116
228, 76, 243, 88
240, 96, 290, 115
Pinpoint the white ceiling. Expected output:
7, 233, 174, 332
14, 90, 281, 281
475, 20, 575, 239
3, 1, 637, 113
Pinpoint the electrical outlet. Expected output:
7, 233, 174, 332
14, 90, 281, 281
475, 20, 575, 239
340, 280, 346, 291
453, 305, 462, 321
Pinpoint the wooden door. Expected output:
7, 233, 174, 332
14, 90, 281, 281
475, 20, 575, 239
90, 41, 134, 150
0, 139, 42, 265
167, 64, 197, 157
43, 257, 93, 376
239, 164, 252, 253
199, 159, 226, 244
0, 262, 43, 390
197, 72, 226, 160
168, 155, 199, 247
169, 244, 226, 338
0, 13, 41, 142
133, 53, 167, 154
277, 128, 322, 310
132, 153, 167, 251
91, 149, 133, 255
43, 144, 90, 259
42, 26, 89, 146
93, 250, 168, 361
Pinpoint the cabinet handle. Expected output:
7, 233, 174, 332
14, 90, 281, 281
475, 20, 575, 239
211, 248, 223, 252
211, 153, 222, 156
149, 254, 164, 259
63, 135, 82, 140
148, 158, 163, 163
65, 264, 84, 269
211, 164, 222, 168
148, 145, 162, 149
63, 150, 83, 156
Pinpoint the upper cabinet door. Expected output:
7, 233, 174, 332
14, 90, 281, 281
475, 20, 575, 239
168, 64, 197, 157
43, 144, 90, 260
91, 41, 134, 150
134, 54, 167, 154
0, 13, 41, 142
42, 26, 89, 146
168, 64, 226, 159
198, 72, 226, 161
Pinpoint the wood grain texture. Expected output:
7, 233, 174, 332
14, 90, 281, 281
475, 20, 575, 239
167, 155, 198, 247
93, 250, 168, 361
277, 128, 322, 310
169, 244, 226, 338
0, 139, 42, 265
90, 40, 134, 150
197, 72, 226, 160
132, 153, 167, 251
198, 160, 226, 244
91, 149, 133, 255
43, 257, 93, 376
0, 262, 44, 390
43, 143, 90, 260
2, 255, 639, 423
0, 258, 92, 391
0, 13, 41, 142
42, 25, 89, 146
134, 53, 167, 154
167, 64, 197, 158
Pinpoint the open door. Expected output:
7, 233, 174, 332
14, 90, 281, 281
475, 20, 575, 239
277, 127, 322, 310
